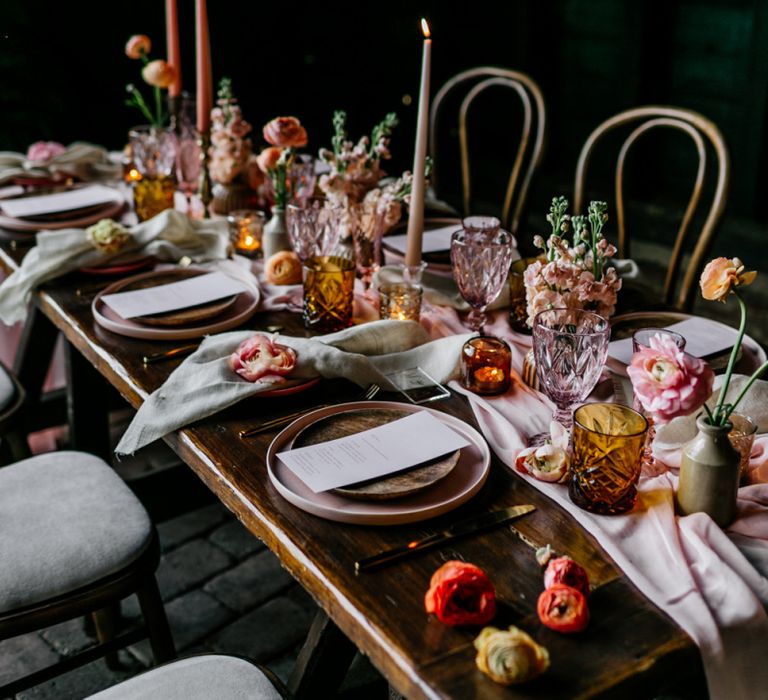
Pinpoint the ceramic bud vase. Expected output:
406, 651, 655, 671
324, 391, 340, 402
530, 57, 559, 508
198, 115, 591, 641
676, 414, 741, 527
262, 206, 291, 260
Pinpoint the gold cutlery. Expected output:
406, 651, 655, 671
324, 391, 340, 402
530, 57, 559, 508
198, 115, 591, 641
355, 504, 536, 573
142, 344, 199, 365
239, 383, 381, 438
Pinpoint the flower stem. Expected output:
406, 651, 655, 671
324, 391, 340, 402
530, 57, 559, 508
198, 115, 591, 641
713, 292, 747, 425
154, 86, 162, 126
721, 359, 768, 424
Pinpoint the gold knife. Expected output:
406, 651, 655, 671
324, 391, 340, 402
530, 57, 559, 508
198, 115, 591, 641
142, 343, 199, 365
355, 504, 536, 573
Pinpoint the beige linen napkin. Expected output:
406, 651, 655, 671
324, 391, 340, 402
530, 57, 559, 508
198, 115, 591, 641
653, 375, 768, 466
115, 319, 471, 455
0, 143, 116, 185
0, 209, 230, 325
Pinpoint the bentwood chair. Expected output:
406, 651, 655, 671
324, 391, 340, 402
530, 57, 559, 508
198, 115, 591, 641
0, 360, 31, 464
573, 105, 730, 312
429, 66, 547, 236
86, 654, 289, 699
0, 451, 175, 695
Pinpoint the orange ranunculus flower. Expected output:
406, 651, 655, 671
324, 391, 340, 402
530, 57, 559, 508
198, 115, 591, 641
263, 117, 308, 148
700, 257, 757, 302
424, 561, 496, 626
142, 60, 176, 89
264, 251, 302, 285
125, 34, 152, 60
256, 146, 283, 173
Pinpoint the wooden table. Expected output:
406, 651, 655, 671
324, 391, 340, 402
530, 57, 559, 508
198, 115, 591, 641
0, 240, 706, 699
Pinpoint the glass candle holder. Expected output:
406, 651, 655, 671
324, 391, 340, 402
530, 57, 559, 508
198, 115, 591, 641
460, 336, 512, 395
569, 403, 648, 515
728, 413, 758, 481
228, 209, 266, 258
631, 328, 686, 354
379, 283, 423, 321
129, 125, 176, 222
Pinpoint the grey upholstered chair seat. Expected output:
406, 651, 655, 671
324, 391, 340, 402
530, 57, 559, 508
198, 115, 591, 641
0, 451, 152, 613
86, 654, 284, 700
0, 363, 14, 413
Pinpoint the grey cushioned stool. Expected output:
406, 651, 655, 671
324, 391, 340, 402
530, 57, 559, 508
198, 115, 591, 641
0, 451, 175, 695
86, 654, 289, 699
0, 361, 31, 464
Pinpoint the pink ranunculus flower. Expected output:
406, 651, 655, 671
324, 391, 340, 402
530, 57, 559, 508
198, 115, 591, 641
256, 146, 283, 173
125, 34, 152, 59
626, 334, 714, 424
263, 116, 308, 148
228, 334, 296, 383
142, 60, 176, 88
26, 141, 66, 163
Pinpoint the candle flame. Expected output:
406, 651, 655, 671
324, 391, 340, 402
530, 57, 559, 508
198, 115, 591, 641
421, 18, 430, 38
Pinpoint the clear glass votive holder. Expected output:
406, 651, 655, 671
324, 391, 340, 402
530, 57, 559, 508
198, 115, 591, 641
379, 282, 423, 321
228, 209, 266, 258
728, 413, 758, 481
631, 328, 686, 354
460, 335, 512, 395
569, 403, 648, 515
302, 255, 355, 332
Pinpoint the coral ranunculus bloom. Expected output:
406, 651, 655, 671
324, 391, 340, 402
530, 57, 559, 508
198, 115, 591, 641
125, 34, 152, 59
700, 257, 756, 303
263, 116, 308, 148
256, 146, 283, 173
424, 561, 496, 626
142, 60, 176, 89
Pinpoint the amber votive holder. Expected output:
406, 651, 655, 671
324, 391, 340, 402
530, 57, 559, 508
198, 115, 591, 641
379, 282, 423, 321
228, 209, 266, 258
569, 403, 648, 515
460, 336, 512, 395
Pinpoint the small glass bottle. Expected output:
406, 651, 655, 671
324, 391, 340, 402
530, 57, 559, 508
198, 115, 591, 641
460, 336, 512, 395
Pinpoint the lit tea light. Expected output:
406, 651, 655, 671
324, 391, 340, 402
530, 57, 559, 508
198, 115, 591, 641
461, 336, 512, 395
228, 209, 265, 258
379, 283, 423, 321
125, 167, 142, 183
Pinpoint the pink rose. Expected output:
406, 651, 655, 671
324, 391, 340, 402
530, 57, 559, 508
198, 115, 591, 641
262, 116, 308, 148
26, 141, 66, 163
125, 34, 152, 59
142, 60, 175, 88
228, 334, 296, 383
627, 334, 714, 424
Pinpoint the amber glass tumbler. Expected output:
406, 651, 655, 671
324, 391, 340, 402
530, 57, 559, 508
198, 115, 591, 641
302, 255, 355, 332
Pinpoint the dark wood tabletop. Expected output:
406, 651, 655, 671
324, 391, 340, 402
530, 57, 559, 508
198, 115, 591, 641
0, 238, 706, 699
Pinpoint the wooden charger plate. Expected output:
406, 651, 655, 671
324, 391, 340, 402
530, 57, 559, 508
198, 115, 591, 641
292, 407, 460, 501
107, 268, 239, 327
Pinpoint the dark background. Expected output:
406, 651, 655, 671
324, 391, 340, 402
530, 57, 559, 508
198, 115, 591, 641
2, 0, 767, 253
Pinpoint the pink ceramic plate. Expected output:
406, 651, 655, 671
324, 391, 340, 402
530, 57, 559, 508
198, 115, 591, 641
258, 377, 321, 398
266, 400, 490, 525
0, 190, 126, 232
92, 271, 261, 340
80, 254, 155, 276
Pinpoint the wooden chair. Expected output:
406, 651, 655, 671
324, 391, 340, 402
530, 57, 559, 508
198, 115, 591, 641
0, 360, 31, 464
573, 105, 730, 312
85, 653, 289, 699
0, 451, 175, 696
429, 66, 547, 236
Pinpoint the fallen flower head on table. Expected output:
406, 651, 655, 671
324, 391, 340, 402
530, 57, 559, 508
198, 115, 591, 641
228, 333, 296, 383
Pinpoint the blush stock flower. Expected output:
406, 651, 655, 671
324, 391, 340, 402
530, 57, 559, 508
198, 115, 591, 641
627, 334, 714, 425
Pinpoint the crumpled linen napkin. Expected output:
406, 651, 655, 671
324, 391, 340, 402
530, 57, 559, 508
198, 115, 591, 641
115, 319, 471, 455
0, 143, 117, 185
0, 209, 229, 325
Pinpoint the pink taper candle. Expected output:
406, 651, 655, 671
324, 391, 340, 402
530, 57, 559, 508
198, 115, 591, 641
166, 0, 182, 98
195, 0, 213, 133
405, 18, 432, 268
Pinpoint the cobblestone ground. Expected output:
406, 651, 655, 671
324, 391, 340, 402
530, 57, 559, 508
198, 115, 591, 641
0, 439, 389, 699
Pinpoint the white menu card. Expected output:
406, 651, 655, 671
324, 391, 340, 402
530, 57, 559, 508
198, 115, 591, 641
1, 185, 120, 218
277, 411, 470, 494
102, 272, 247, 319
384, 225, 459, 254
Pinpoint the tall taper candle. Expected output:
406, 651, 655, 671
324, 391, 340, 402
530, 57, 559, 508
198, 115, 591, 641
195, 0, 213, 134
166, 0, 182, 98
405, 18, 432, 268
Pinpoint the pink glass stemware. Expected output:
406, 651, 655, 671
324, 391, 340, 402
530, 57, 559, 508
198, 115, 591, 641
450, 227, 514, 333
532, 308, 611, 429
286, 198, 343, 264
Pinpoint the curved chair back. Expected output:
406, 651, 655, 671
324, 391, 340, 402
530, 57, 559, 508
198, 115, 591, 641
573, 105, 730, 311
429, 66, 547, 236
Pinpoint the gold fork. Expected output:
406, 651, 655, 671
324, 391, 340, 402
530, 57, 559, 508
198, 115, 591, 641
238, 383, 381, 438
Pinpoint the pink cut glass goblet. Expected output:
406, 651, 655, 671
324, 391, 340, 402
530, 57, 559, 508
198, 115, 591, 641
450, 227, 515, 333
532, 308, 610, 432
286, 198, 343, 264
175, 128, 202, 215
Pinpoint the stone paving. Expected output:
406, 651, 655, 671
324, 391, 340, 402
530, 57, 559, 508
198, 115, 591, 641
0, 442, 389, 699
